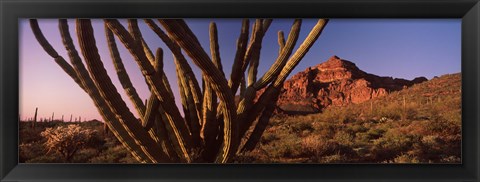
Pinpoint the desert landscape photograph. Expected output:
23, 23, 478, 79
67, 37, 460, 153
19, 18, 461, 163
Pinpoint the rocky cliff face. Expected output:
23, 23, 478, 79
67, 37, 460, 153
270, 55, 427, 114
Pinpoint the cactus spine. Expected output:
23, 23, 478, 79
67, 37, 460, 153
31, 18, 328, 163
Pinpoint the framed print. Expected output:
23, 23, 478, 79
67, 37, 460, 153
1, 0, 479, 181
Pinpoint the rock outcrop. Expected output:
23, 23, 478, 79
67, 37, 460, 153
268, 55, 427, 114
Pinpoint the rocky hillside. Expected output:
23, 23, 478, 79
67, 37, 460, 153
273, 56, 428, 114
237, 73, 461, 163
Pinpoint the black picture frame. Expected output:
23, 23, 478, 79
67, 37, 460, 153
1, 0, 479, 181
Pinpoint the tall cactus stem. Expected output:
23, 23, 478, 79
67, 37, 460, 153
105, 25, 146, 118
106, 19, 193, 162
228, 19, 249, 94
77, 19, 170, 163
273, 19, 329, 87
31, 18, 329, 163
159, 19, 238, 163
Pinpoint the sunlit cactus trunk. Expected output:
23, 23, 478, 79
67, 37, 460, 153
30, 18, 328, 163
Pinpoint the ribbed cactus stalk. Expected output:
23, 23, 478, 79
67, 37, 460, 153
277, 31, 285, 54
77, 19, 171, 162
229, 19, 249, 94
106, 23, 146, 118
31, 18, 328, 163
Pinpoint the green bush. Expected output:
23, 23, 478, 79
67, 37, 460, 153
90, 145, 139, 163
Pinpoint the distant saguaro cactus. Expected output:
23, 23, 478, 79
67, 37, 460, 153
32, 107, 38, 129
30, 18, 328, 163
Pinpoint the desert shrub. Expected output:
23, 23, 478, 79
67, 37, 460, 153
317, 106, 361, 124
376, 103, 403, 120
19, 142, 45, 163
424, 118, 460, 136
41, 124, 102, 162
371, 129, 420, 162
440, 156, 461, 163
90, 145, 139, 163
300, 135, 356, 161
426, 104, 443, 123
26, 153, 64, 163
232, 152, 259, 163
260, 132, 279, 145
403, 120, 431, 136
441, 110, 461, 126
410, 133, 460, 163
301, 135, 325, 156
333, 131, 354, 146
271, 134, 303, 158
268, 116, 285, 126
312, 122, 336, 139
421, 135, 444, 150
290, 121, 314, 134
354, 132, 371, 145
73, 148, 99, 163
320, 154, 349, 163
119, 154, 141, 163
19, 127, 44, 144
345, 124, 368, 136
314, 107, 341, 123
402, 105, 418, 121
411, 135, 444, 161
441, 134, 461, 158
338, 107, 361, 124
364, 128, 386, 141
303, 114, 320, 123
233, 148, 272, 163
392, 154, 420, 163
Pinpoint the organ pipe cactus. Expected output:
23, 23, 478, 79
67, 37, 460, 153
30, 18, 329, 163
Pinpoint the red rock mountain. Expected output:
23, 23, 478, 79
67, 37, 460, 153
272, 55, 427, 114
